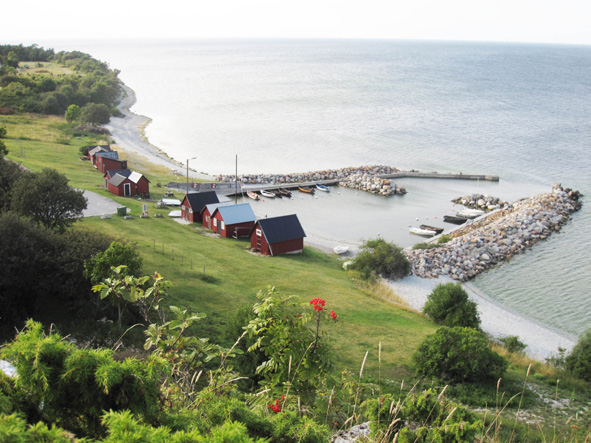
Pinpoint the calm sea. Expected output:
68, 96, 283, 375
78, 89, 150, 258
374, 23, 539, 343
36, 38, 591, 340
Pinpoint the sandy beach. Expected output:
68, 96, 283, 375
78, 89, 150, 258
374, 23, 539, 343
106, 85, 578, 362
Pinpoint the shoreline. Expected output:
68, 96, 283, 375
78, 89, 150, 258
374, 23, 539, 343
106, 83, 578, 362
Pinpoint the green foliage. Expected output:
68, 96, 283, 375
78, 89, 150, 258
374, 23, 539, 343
438, 234, 452, 243
412, 242, 440, 250
244, 287, 336, 403
10, 168, 87, 231
350, 238, 410, 281
0, 156, 24, 210
565, 329, 591, 381
422, 283, 481, 329
412, 326, 507, 383
498, 335, 527, 354
84, 241, 143, 286
80, 103, 111, 125
0, 213, 114, 339
269, 410, 331, 442
1, 321, 169, 438
65, 104, 81, 123
0, 413, 76, 443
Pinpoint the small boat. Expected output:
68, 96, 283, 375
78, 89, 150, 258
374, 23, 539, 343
443, 215, 467, 225
457, 208, 485, 218
315, 183, 330, 192
299, 186, 315, 194
260, 190, 276, 198
277, 188, 292, 197
246, 191, 260, 201
333, 245, 349, 255
420, 224, 444, 234
409, 226, 437, 237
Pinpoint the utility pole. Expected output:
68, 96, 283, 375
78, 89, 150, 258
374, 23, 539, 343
186, 156, 197, 194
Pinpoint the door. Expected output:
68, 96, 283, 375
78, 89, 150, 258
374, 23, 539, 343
124, 183, 131, 196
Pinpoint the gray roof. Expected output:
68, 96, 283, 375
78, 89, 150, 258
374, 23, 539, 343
96, 151, 119, 160
104, 169, 132, 179
108, 173, 128, 187
184, 191, 220, 213
255, 214, 306, 244
201, 201, 233, 215
88, 145, 111, 156
213, 203, 256, 225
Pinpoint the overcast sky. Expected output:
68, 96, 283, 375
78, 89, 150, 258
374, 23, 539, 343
3, 0, 591, 45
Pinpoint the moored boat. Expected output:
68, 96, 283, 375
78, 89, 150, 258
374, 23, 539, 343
420, 224, 444, 234
315, 183, 330, 192
457, 208, 485, 218
333, 245, 349, 255
409, 226, 437, 237
299, 186, 315, 194
277, 188, 292, 197
246, 191, 260, 201
443, 215, 467, 224
260, 190, 276, 198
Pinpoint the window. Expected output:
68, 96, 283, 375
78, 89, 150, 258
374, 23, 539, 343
221, 221, 225, 230
256, 229, 262, 236
213, 219, 217, 227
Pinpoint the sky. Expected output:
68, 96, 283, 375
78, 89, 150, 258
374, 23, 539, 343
2, 0, 591, 46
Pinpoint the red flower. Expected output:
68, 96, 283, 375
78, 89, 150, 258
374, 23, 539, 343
310, 298, 326, 312
268, 398, 282, 413
331, 310, 337, 320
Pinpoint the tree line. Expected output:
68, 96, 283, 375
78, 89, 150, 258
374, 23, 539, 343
0, 44, 121, 123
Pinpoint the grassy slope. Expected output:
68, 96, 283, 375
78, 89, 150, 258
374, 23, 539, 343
1, 113, 436, 379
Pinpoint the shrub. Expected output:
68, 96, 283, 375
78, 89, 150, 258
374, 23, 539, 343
412, 326, 507, 383
350, 238, 410, 281
423, 282, 480, 329
565, 330, 591, 381
498, 335, 527, 354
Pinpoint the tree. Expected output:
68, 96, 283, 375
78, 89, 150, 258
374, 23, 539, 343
65, 104, 81, 123
412, 326, 507, 383
350, 237, 410, 281
10, 168, 87, 231
565, 330, 591, 381
422, 282, 481, 329
80, 102, 111, 125
84, 241, 143, 286
0, 125, 7, 156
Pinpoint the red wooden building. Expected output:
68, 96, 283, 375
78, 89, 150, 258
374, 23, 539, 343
87, 145, 111, 164
250, 214, 306, 256
107, 171, 150, 197
211, 203, 256, 238
201, 202, 232, 229
104, 169, 131, 188
96, 152, 127, 174
180, 191, 220, 223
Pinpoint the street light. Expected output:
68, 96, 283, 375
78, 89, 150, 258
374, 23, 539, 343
186, 157, 197, 194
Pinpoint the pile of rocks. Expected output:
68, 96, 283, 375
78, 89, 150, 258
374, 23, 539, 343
406, 185, 582, 281
452, 193, 510, 211
339, 173, 406, 196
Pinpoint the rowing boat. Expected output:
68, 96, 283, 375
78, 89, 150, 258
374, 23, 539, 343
298, 186, 315, 194
246, 191, 260, 201
316, 183, 330, 192
409, 226, 437, 237
260, 190, 276, 198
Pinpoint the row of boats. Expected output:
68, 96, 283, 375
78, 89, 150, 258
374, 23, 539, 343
409, 208, 486, 237
246, 183, 331, 200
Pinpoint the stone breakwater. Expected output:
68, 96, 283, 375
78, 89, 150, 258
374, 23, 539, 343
218, 165, 406, 196
407, 185, 583, 281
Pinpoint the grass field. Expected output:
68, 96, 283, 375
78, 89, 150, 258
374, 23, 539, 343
18, 61, 76, 76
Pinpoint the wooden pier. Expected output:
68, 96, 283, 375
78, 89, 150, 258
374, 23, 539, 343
377, 171, 499, 181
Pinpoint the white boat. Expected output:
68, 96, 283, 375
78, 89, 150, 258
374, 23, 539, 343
333, 245, 349, 255
260, 190, 276, 198
409, 226, 437, 237
456, 208, 484, 219
246, 191, 260, 201
316, 183, 330, 192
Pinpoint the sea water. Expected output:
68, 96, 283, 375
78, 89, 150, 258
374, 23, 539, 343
31, 38, 591, 340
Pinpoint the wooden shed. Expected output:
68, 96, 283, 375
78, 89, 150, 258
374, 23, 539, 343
107, 171, 150, 197
104, 169, 131, 188
211, 203, 257, 238
201, 202, 233, 229
87, 145, 111, 164
250, 214, 306, 256
96, 151, 127, 174
180, 191, 220, 223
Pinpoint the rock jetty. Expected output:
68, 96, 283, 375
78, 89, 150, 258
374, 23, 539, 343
218, 165, 406, 196
407, 184, 583, 281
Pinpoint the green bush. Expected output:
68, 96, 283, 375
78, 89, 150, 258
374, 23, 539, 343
565, 330, 591, 381
412, 326, 507, 383
422, 283, 480, 329
498, 335, 527, 354
350, 238, 410, 281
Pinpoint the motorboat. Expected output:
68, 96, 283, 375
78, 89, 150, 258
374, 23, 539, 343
316, 183, 330, 192
246, 191, 260, 201
443, 215, 468, 225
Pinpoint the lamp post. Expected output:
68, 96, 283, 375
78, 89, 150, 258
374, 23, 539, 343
186, 156, 197, 194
